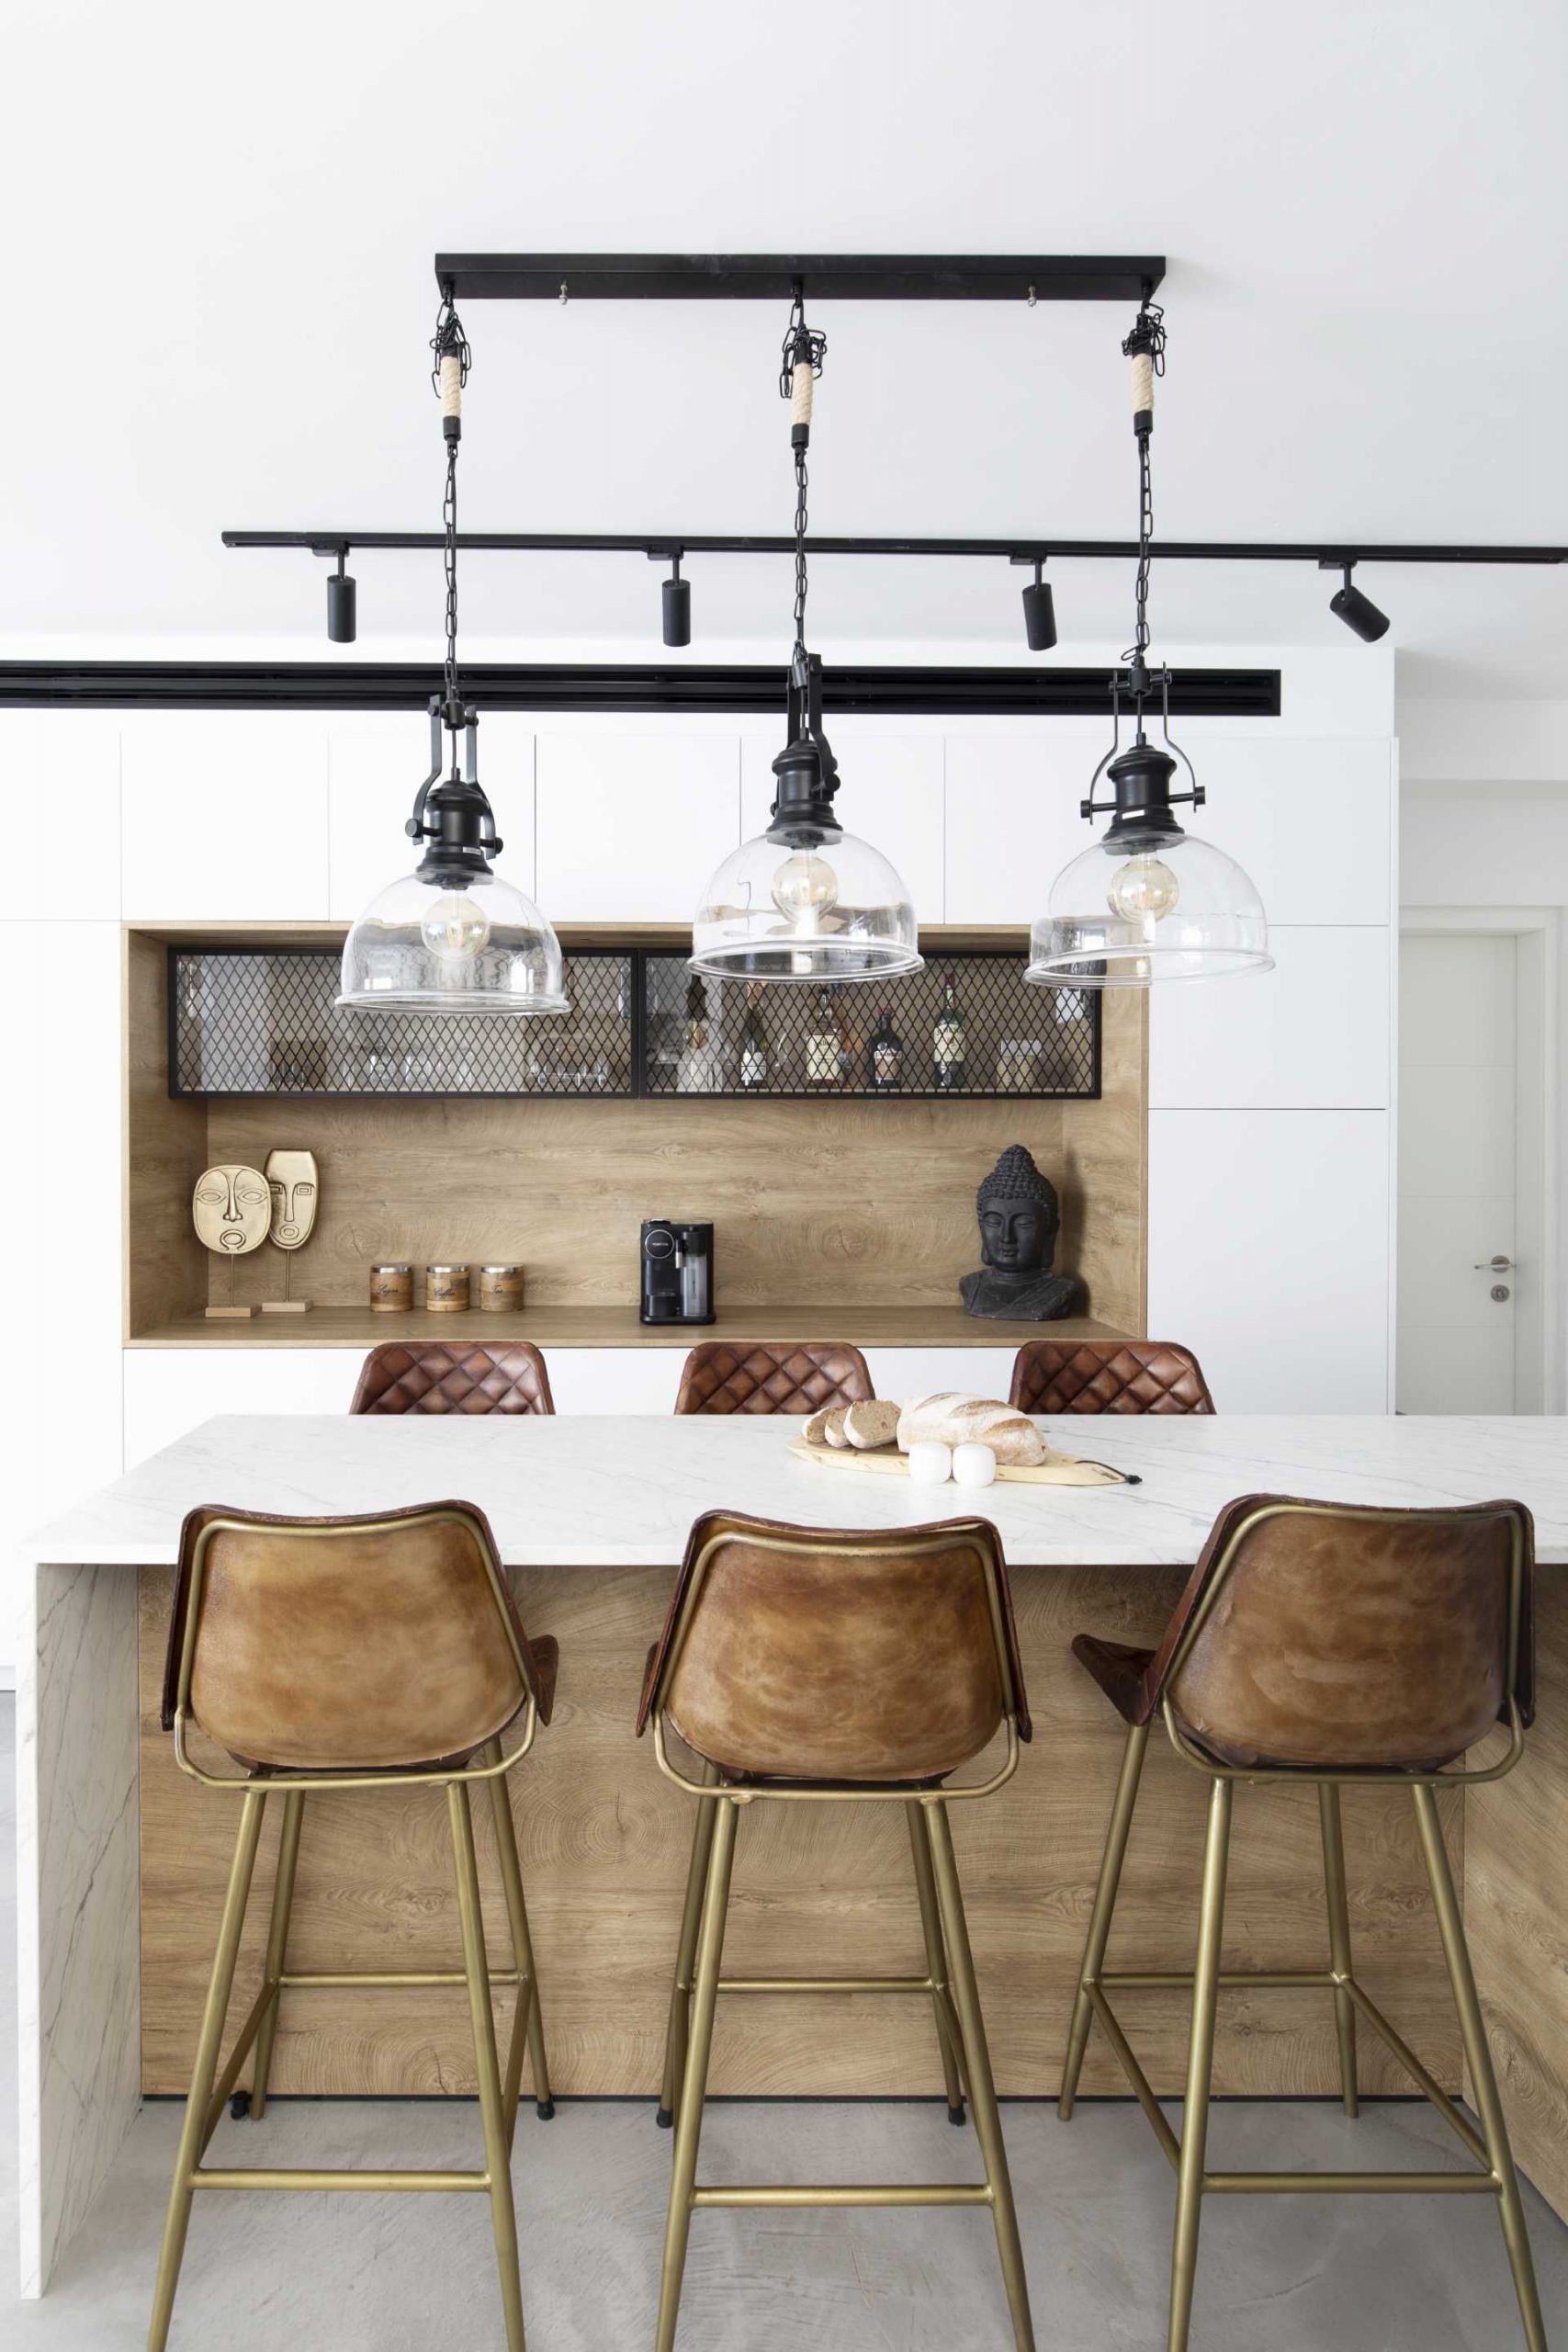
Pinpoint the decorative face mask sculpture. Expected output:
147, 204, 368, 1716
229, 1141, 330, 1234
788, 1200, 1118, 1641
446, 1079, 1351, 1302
192, 1165, 271, 1256
959, 1142, 1077, 1323
265, 1148, 320, 1250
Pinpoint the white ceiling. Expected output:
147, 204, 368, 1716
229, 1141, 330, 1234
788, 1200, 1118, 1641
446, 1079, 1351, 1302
4, 0, 1565, 695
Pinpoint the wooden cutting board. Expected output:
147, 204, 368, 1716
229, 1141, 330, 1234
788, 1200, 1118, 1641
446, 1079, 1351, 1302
785, 1438, 1135, 1487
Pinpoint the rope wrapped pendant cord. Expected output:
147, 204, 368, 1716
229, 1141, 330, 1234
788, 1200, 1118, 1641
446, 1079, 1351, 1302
1122, 296, 1166, 443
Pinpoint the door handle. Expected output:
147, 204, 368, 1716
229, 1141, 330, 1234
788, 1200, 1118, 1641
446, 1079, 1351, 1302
1473, 1255, 1515, 1272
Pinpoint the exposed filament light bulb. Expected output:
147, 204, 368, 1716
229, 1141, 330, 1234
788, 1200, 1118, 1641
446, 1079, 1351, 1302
770, 850, 840, 933
420, 889, 491, 957
1105, 853, 1180, 926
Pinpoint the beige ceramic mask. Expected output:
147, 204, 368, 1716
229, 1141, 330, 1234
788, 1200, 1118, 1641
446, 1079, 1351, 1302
265, 1148, 320, 1250
192, 1165, 271, 1255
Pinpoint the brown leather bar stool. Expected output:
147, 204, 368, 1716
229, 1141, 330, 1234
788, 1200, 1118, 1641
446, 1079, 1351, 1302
149, 1500, 558, 2352
1059, 1494, 1542, 2352
673, 1338, 874, 1415
1010, 1337, 1214, 1415
639, 1510, 1035, 2352
349, 1340, 555, 1415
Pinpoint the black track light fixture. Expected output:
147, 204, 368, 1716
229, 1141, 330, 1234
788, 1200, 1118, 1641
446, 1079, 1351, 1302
1021, 559, 1056, 651
1325, 561, 1390, 643
656, 549, 692, 646
320, 545, 356, 642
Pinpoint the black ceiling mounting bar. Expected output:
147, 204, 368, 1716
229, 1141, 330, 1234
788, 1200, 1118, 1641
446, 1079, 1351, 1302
433, 254, 1166, 303
0, 660, 1280, 718
222, 529, 1568, 566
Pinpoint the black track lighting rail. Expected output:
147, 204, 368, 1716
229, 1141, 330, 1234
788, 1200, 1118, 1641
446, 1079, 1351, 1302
433, 254, 1165, 303
222, 529, 1568, 565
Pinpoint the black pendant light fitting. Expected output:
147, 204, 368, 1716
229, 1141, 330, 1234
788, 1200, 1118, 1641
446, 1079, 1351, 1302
1021, 559, 1057, 650
654, 549, 692, 646
1325, 560, 1392, 641
324, 547, 356, 642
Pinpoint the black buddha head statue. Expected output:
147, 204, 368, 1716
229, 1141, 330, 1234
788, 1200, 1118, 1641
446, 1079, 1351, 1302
976, 1143, 1060, 1278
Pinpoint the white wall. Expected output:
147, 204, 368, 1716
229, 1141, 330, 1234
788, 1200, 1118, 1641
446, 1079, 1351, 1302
0, 642, 1397, 1679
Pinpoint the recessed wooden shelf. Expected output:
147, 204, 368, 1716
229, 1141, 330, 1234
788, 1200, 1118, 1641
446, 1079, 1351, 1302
126, 1304, 1132, 1351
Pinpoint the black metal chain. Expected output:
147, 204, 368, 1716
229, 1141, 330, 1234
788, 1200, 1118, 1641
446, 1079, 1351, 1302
1122, 299, 1168, 675
779, 291, 827, 652
431, 288, 471, 725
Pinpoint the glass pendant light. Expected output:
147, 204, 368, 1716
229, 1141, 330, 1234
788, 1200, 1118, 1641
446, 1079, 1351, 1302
1027, 298, 1272, 989
691, 290, 921, 984
338, 288, 567, 1017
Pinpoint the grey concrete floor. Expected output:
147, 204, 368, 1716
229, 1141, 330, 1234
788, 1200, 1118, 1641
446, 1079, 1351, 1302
4, 1694, 1566, 2350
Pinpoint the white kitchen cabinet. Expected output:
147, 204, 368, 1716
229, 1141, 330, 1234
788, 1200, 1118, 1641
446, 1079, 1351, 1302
536, 733, 739, 922
121, 713, 331, 921
0, 714, 122, 921
543, 1351, 688, 1415
863, 1348, 1020, 1404
741, 730, 946, 923
0, 923, 124, 1679
943, 735, 1091, 926
1149, 925, 1392, 1111
328, 715, 536, 920
1169, 738, 1393, 926
1146, 1109, 1392, 1412
123, 1350, 362, 1469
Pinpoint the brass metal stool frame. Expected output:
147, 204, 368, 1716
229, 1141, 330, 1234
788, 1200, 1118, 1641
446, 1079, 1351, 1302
1058, 1503, 1545, 2352
150, 1511, 554, 2352
646, 1524, 1034, 2352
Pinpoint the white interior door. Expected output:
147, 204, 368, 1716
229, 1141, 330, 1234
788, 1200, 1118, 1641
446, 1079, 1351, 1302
1397, 932, 1517, 1411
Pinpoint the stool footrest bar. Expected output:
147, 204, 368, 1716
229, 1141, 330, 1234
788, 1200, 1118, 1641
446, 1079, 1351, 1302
1203, 2169, 1499, 2196
189, 2167, 491, 2192
1100, 1969, 1336, 1989
692, 2183, 994, 2208
278, 1968, 524, 1989
716, 1974, 935, 1996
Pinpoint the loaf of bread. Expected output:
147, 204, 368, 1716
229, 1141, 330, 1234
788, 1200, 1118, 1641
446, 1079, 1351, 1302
842, 1399, 901, 1451
804, 1406, 838, 1445
895, 1392, 1047, 1468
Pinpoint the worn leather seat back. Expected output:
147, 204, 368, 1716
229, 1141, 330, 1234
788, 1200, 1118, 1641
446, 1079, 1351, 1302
673, 1340, 874, 1416
642, 1510, 1030, 1781
1163, 1498, 1531, 1771
349, 1342, 555, 1416
164, 1501, 549, 1773
1010, 1339, 1214, 1416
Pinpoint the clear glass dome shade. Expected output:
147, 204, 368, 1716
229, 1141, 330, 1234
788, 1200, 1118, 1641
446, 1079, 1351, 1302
1027, 830, 1274, 987
337, 866, 569, 1015
691, 822, 923, 983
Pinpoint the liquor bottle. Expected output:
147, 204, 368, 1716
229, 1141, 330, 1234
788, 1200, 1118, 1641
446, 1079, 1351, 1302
933, 967, 966, 1091
805, 985, 844, 1090
869, 1006, 904, 1091
739, 983, 770, 1091
676, 974, 716, 1093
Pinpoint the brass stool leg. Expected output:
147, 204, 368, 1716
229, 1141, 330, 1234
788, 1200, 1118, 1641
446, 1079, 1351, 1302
247, 1789, 305, 2121
657, 1764, 718, 2128
1413, 1786, 1547, 2352
656, 1793, 739, 2352
449, 1780, 527, 2352
485, 1749, 554, 2126
907, 1799, 966, 2123
1060, 1718, 1149, 2120
924, 1800, 1035, 2352
1318, 1783, 1359, 2120
1168, 1776, 1232, 2352
148, 1787, 266, 2352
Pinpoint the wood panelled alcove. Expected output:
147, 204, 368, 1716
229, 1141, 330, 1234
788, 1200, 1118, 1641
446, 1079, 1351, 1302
125, 923, 1148, 1343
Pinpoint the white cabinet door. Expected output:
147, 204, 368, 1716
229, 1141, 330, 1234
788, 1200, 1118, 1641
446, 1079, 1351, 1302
1150, 927, 1392, 1110
543, 1351, 687, 1415
1147, 1109, 1392, 1412
536, 734, 739, 922
1173, 738, 1393, 926
943, 736, 1093, 926
0, 923, 124, 1678
742, 731, 945, 923
0, 714, 122, 920
121, 714, 332, 921
123, 1351, 361, 1469
328, 716, 537, 919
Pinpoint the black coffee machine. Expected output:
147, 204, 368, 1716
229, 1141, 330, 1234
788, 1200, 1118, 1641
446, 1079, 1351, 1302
640, 1219, 716, 1326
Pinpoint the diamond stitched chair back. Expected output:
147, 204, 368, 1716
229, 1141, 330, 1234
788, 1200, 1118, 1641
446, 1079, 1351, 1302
673, 1340, 874, 1416
1009, 1338, 1214, 1416
349, 1340, 555, 1416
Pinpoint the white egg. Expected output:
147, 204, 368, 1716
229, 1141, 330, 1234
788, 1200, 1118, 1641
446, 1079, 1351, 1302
953, 1442, 998, 1488
906, 1442, 953, 1486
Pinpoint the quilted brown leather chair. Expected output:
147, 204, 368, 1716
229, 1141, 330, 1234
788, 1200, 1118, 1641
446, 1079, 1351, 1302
349, 1340, 554, 1416
1059, 1494, 1541, 2352
639, 1510, 1034, 2352
1009, 1337, 1214, 1416
151, 1500, 557, 2352
673, 1338, 874, 1416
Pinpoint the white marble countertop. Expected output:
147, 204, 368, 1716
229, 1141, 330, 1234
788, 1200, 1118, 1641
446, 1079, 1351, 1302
24, 1411, 1568, 1568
